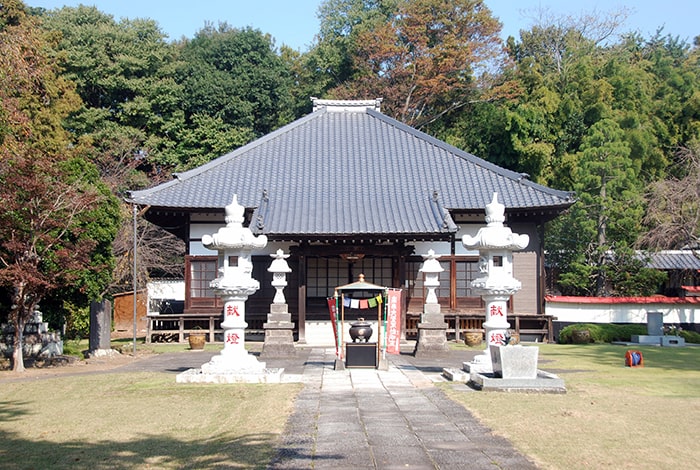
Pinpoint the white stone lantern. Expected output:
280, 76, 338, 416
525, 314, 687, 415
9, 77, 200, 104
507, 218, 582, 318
462, 193, 529, 372
199, 194, 268, 373
268, 249, 292, 304
420, 249, 444, 305
414, 249, 449, 356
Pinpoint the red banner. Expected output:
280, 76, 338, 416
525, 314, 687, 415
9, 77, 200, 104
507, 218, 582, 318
327, 297, 339, 357
386, 289, 402, 354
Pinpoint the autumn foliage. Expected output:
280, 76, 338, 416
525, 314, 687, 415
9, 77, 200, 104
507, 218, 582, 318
0, 1, 118, 371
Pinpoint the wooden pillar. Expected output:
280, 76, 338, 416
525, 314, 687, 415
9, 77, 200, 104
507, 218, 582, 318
537, 223, 545, 315
297, 254, 306, 344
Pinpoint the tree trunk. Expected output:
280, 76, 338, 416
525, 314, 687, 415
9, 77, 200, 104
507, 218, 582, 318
595, 179, 608, 296
9, 283, 33, 373
11, 314, 26, 373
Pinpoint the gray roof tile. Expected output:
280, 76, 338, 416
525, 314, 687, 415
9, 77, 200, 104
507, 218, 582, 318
129, 106, 574, 237
644, 251, 700, 270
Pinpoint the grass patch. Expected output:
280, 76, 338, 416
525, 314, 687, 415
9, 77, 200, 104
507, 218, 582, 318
0, 371, 301, 469
442, 343, 700, 469
60, 338, 256, 358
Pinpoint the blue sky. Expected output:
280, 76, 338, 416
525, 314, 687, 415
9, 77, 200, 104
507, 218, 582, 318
28, 0, 699, 51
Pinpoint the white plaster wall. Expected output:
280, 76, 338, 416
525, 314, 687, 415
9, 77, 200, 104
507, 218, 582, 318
546, 301, 699, 324
147, 280, 185, 300
146, 280, 185, 314
412, 241, 454, 257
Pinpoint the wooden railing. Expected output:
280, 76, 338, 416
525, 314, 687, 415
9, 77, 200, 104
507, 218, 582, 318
405, 313, 554, 343
146, 313, 267, 343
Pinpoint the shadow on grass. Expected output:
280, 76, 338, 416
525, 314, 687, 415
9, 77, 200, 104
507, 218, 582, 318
0, 424, 280, 469
0, 401, 31, 421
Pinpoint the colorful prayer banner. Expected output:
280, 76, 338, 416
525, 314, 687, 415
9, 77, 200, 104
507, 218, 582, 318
327, 297, 339, 358
341, 294, 385, 309
386, 289, 402, 354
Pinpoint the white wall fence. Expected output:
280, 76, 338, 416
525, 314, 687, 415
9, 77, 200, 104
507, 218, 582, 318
545, 295, 700, 327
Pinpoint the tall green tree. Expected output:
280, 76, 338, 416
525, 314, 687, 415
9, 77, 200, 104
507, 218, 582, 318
547, 120, 663, 296
325, 0, 504, 127
0, 0, 119, 371
40, 5, 185, 170
304, 0, 398, 100
177, 23, 294, 152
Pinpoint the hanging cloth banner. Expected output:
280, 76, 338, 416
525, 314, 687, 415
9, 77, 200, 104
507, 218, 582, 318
368, 297, 378, 308
386, 289, 402, 355
327, 297, 339, 357
359, 299, 369, 309
350, 298, 360, 309
344, 297, 352, 308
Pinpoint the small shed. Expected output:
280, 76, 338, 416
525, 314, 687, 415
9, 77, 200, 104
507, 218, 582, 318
112, 290, 148, 338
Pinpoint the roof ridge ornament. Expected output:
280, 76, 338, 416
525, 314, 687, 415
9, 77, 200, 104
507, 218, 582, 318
311, 97, 382, 113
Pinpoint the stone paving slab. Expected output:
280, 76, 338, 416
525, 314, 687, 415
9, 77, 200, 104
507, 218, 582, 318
268, 347, 539, 469
101, 344, 538, 469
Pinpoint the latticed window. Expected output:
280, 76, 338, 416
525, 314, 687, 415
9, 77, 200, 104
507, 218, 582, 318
306, 257, 393, 298
185, 256, 220, 310
406, 255, 480, 311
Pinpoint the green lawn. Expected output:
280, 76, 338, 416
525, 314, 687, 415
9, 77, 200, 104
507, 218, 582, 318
3, 341, 699, 469
443, 343, 700, 469
0, 370, 300, 469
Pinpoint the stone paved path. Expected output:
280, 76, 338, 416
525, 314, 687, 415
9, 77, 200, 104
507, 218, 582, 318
269, 348, 538, 469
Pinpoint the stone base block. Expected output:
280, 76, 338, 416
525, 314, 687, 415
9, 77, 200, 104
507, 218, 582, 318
346, 342, 377, 368
261, 324, 296, 358
86, 348, 120, 359
261, 342, 297, 358
661, 336, 685, 347
442, 367, 470, 382
631, 335, 663, 344
176, 367, 284, 384
414, 325, 448, 357
490, 345, 539, 379
423, 303, 441, 315
469, 369, 566, 394
463, 355, 493, 374
270, 303, 288, 314
202, 351, 266, 374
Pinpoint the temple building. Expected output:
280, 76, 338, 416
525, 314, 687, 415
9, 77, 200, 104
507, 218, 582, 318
128, 99, 575, 343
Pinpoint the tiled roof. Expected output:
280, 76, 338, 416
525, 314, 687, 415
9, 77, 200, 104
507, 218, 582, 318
644, 251, 700, 270
128, 104, 574, 238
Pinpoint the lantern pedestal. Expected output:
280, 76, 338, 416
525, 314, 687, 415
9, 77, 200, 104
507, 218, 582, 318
414, 250, 449, 357
261, 303, 296, 358
414, 304, 449, 357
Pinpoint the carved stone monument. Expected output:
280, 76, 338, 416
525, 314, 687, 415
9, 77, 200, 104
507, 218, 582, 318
177, 195, 283, 383
88, 300, 115, 357
414, 249, 449, 357
261, 249, 296, 358
462, 193, 529, 373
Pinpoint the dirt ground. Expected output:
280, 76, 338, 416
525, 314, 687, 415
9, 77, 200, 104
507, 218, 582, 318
0, 349, 151, 382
